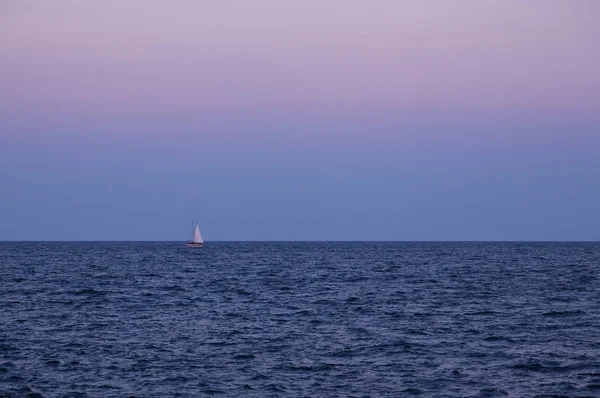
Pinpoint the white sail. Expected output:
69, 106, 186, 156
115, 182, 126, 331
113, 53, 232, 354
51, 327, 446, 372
193, 223, 203, 243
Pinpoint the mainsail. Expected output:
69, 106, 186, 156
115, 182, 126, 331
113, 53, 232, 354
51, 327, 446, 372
193, 223, 203, 244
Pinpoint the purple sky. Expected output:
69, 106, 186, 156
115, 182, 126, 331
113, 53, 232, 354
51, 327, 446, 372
1, 1, 599, 240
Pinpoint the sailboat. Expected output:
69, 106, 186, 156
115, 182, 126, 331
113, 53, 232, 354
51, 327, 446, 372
186, 221, 204, 247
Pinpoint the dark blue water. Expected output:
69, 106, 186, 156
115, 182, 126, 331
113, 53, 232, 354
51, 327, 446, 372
1, 242, 600, 397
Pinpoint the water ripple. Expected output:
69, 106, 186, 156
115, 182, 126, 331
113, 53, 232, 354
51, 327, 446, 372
1, 242, 599, 397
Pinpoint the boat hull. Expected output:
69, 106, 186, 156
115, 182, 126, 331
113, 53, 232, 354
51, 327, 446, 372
186, 242, 203, 247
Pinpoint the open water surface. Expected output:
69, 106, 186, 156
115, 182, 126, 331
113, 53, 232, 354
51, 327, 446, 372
1, 242, 600, 397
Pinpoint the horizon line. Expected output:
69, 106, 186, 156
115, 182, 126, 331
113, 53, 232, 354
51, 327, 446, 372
1, 240, 599, 243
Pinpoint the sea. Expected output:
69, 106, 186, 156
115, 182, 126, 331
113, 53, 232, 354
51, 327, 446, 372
1, 242, 599, 398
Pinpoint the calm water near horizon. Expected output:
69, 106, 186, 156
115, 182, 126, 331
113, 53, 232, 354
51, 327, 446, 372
1, 242, 599, 397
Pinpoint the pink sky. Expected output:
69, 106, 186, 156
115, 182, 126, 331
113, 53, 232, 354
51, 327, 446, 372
2, 1, 599, 126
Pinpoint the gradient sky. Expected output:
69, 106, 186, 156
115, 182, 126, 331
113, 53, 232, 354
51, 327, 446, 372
1, 1, 599, 240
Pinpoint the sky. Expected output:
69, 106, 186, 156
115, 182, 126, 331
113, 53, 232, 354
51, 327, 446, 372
1, 0, 599, 241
